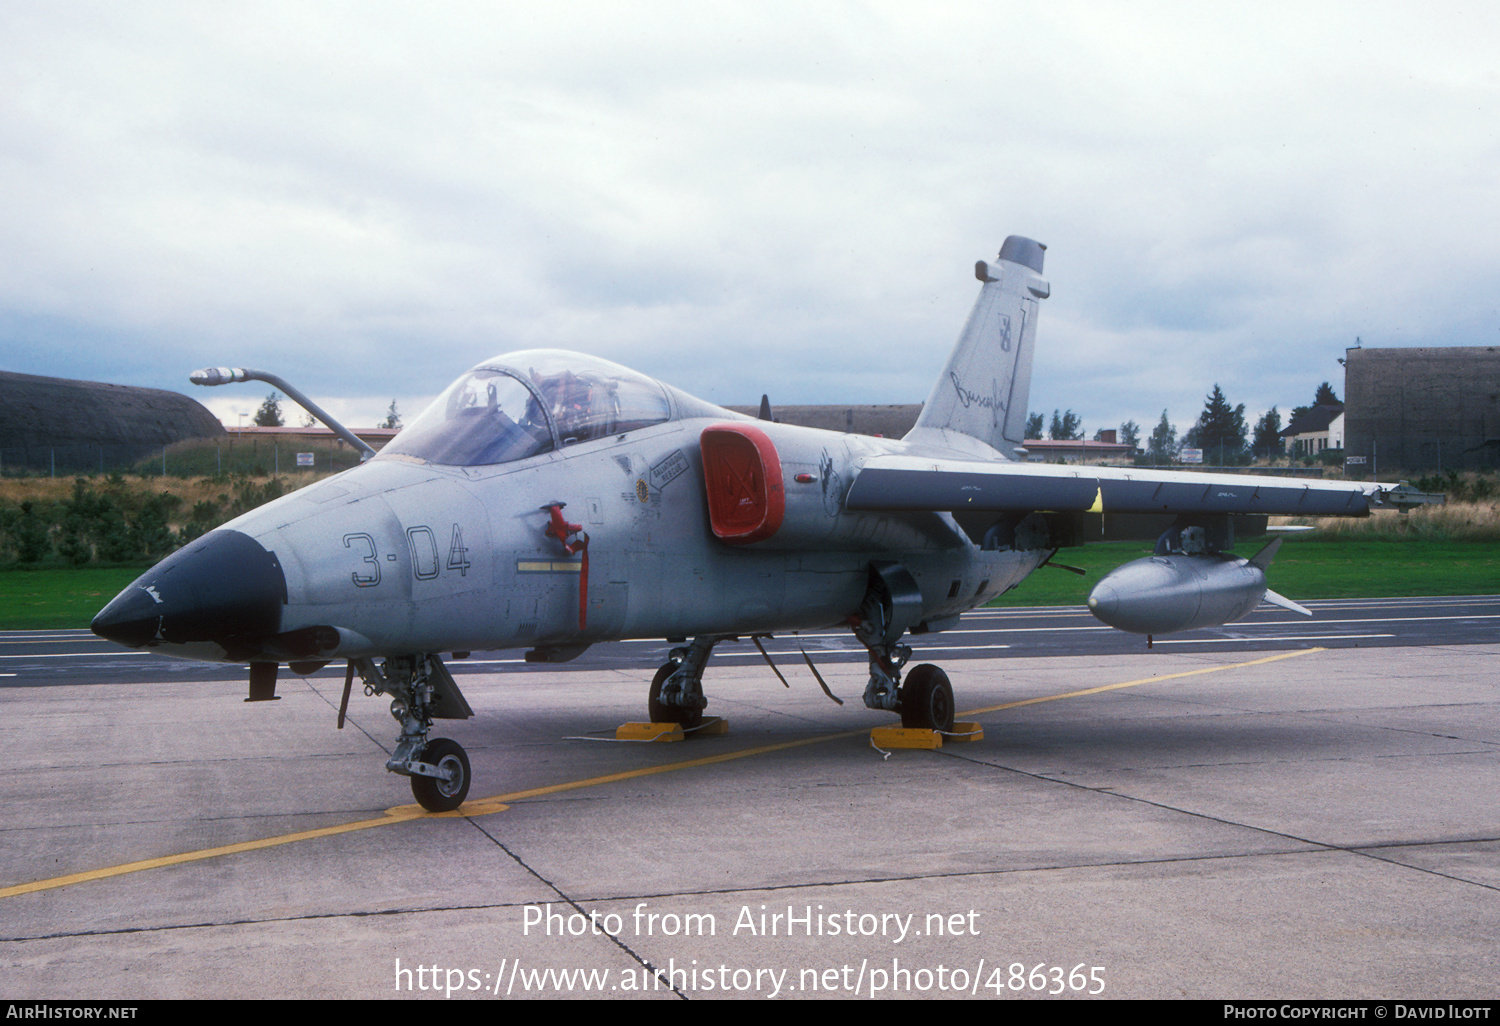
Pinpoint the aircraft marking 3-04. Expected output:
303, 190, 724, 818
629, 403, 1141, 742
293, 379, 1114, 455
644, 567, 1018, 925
92, 236, 1400, 811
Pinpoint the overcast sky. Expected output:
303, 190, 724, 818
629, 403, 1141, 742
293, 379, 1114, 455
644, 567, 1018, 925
3, 2, 1497, 440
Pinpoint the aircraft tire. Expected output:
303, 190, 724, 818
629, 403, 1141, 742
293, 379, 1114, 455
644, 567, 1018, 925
411, 737, 471, 812
648, 663, 703, 730
900, 664, 955, 732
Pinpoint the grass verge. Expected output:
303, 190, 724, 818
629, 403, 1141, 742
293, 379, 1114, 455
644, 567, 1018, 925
1, 566, 146, 630
990, 536, 1500, 607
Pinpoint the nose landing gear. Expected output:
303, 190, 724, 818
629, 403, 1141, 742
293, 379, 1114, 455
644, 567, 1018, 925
354, 654, 475, 812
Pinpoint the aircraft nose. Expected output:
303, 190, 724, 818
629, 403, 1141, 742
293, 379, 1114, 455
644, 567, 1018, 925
91, 529, 287, 655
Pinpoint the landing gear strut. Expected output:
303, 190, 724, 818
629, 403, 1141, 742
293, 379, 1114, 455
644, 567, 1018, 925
648, 635, 724, 729
355, 654, 474, 812
854, 562, 956, 733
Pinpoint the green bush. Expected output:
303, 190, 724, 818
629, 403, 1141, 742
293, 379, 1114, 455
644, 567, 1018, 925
1411, 470, 1498, 503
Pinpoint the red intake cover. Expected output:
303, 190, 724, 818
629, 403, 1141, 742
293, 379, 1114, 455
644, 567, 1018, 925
700, 424, 785, 544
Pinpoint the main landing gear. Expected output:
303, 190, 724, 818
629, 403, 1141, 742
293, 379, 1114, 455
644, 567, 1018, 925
899, 664, 955, 732
854, 562, 956, 734
648, 635, 720, 729
354, 654, 476, 812
642, 563, 959, 736
854, 636, 956, 734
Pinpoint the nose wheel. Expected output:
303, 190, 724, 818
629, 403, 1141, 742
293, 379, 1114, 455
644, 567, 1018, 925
354, 655, 476, 813
409, 737, 471, 812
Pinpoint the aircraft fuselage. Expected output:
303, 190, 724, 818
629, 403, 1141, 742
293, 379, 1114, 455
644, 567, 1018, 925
112, 412, 1044, 666
89, 236, 1389, 812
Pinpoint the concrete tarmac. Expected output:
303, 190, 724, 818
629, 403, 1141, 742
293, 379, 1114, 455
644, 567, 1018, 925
2, 643, 1497, 1000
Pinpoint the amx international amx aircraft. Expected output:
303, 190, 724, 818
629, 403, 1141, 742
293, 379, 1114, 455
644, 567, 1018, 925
92, 236, 1394, 811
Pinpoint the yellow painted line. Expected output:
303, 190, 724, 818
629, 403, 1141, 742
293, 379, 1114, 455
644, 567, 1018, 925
0, 807, 442, 899
457, 731, 872, 814
0, 733, 861, 900
958, 647, 1323, 716
1, 648, 1322, 900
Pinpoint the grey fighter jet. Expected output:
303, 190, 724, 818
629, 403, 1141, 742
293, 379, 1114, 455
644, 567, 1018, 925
92, 236, 1393, 811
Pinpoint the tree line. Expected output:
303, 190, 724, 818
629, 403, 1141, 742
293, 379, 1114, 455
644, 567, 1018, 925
1028, 381, 1341, 466
253, 392, 403, 430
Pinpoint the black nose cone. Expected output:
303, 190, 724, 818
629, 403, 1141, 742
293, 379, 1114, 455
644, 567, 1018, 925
92, 529, 287, 655
89, 583, 163, 649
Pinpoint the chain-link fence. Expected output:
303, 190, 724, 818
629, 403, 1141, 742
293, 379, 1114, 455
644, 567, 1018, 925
1, 435, 370, 478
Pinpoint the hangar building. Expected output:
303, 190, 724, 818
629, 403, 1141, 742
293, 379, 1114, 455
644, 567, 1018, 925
1342, 347, 1500, 475
0, 370, 223, 473
724, 403, 921, 437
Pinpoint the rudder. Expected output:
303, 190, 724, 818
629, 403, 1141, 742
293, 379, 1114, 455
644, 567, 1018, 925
905, 235, 1050, 459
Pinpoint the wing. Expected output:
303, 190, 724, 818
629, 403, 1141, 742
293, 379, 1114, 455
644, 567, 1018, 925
843, 454, 1382, 517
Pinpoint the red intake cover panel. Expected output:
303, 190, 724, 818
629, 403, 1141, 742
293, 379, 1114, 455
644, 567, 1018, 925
700, 424, 784, 544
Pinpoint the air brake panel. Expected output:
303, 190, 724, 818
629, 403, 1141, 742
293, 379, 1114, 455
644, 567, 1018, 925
701, 424, 784, 545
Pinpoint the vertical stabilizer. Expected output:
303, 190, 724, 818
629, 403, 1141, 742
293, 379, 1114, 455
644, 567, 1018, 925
905, 236, 1049, 458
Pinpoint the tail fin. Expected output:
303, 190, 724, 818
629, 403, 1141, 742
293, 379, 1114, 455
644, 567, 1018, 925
905, 235, 1049, 459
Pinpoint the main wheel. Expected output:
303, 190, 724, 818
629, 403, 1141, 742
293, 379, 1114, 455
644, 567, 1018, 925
648, 662, 703, 729
411, 737, 470, 812
900, 664, 955, 732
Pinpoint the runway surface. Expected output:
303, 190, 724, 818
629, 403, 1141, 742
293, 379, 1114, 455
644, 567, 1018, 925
1, 599, 1497, 999
6, 594, 1499, 687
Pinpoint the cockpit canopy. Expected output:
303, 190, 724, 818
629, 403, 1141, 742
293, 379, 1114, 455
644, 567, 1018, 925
379, 350, 673, 467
